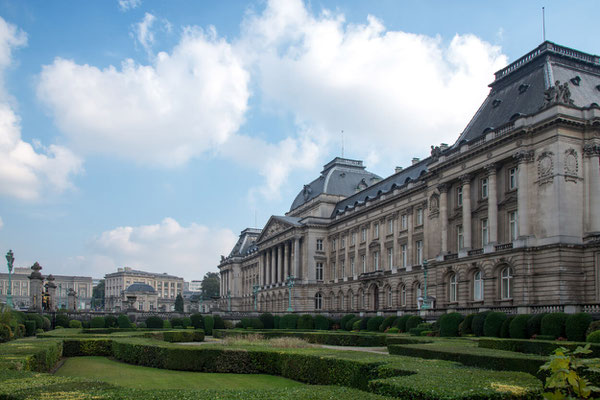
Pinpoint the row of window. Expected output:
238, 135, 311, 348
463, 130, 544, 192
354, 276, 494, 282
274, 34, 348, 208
456, 167, 518, 207
456, 211, 518, 251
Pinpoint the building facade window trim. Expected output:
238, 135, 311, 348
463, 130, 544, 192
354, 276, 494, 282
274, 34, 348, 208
501, 266, 514, 300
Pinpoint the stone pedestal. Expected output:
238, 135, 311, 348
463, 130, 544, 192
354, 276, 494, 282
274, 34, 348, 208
45, 274, 57, 311
28, 262, 44, 312
67, 288, 78, 312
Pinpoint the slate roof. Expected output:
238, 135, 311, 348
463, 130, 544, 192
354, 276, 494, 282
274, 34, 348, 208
290, 157, 382, 212
455, 41, 600, 146
124, 283, 156, 293
228, 228, 262, 258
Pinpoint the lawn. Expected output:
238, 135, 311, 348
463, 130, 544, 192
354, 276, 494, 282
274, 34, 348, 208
56, 356, 306, 390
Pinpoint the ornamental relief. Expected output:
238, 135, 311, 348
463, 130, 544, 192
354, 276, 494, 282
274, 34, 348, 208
429, 193, 440, 217
537, 151, 554, 185
564, 148, 580, 183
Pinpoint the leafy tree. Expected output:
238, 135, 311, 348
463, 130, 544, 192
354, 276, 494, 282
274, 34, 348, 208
540, 345, 600, 399
201, 272, 220, 299
174, 294, 184, 312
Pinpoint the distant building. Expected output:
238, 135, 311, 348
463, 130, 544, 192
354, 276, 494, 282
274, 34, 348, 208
104, 267, 184, 312
189, 280, 202, 292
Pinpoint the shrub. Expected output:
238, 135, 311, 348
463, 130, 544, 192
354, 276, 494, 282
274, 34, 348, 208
379, 316, 396, 332
273, 316, 280, 329
259, 313, 274, 329
439, 313, 463, 337
359, 317, 371, 331
213, 315, 225, 330
483, 312, 507, 337
541, 312, 568, 339
26, 314, 44, 331
471, 312, 490, 337
117, 314, 131, 329
204, 316, 214, 335
314, 315, 330, 330
405, 316, 422, 332
586, 320, 600, 337
68, 320, 82, 329
329, 318, 340, 330
25, 320, 36, 336
145, 316, 163, 329
82, 320, 90, 329
90, 317, 105, 329
191, 313, 204, 329
461, 314, 476, 335
137, 322, 147, 329
241, 318, 263, 329
565, 313, 593, 342
352, 320, 361, 330
55, 313, 70, 328
395, 315, 412, 332
346, 317, 361, 331
223, 320, 233, 329
535, 335, 556, 341
341, 314, 356, 331
587, 331, 600, 343
234, 321, 243, 328
297, 314, 314, 330
182, 317, 192, 328
280, 314, 299, 330
501, 315, 515, 338
367, 316, 385, 332
104, 315, 117, 328
387, 327, 399, 334
509, 314, 530, 339
539, 345, 600, 399
0, 323, 12, 342
15, 324, 25, 338
526, 313, 546, 338
35, 328, 44, 335
42, 316, 51, 331
163, 320, 172, 329
170, 317, 184, 328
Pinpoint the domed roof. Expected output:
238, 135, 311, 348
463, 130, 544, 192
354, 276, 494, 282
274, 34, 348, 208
125, 283, 156, 294
290, 157, 381, 211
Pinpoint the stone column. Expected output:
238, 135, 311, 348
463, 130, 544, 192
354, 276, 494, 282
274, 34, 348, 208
584, 144, 600, 233
392, 213, 398, 271
46, 274, 57, 311
513, 150, 533, 238
380, 219, 385, 270
438, 184, 449, 254
271, 248, 276, 285
28, 262, 44, 312
278, 244, 284, 283
354, 230, 359, 278
461, 174, 472, 250
67, 288, 77, 311
486, 164, 498, 244
407, 207, 413, 267
294, 237, 301, 278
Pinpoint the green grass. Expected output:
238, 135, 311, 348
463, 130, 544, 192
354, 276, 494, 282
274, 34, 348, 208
56, 356, 306, 390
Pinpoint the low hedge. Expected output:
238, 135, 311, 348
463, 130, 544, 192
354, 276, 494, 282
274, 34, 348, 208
478, 337, 600, 358
314, 315, 330, 330
565, 313, 592, 342
144, 330, 205, 343
81, 328, 140, 334
212, 329, 387, 346
540, 312, 568, 339
0, 338, 63, 371
62, 339, 113, 357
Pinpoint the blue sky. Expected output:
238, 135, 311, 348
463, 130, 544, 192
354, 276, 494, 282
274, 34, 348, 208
0, 0, 598, 281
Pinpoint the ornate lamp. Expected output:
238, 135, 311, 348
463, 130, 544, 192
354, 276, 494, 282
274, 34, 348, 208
5, 250, 14, 308
286, 275, 295, 312
252, 284, 260, 311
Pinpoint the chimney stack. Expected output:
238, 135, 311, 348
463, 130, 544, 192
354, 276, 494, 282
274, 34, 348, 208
412, 158, 420, 165
395, 166, 403, 173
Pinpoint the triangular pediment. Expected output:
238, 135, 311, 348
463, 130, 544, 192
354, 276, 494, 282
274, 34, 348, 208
257, 216, 301, 242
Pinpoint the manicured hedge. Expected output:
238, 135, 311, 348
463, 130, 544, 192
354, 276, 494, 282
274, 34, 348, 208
259, 313, 274, 329
0, 338, 63, 371
478, 337, 600, 358
213, 329, 387, 346
461, 314, 475, 335
117, 314, 131, 329
405, 316, 422, 332
62, 339, 113, 357
191, 313, 204, 329
68, 320, 82, 329
24, 321, 36, 337
105, 315, 118, 328
509, 314, 529, 339
367, 316, 384, 332
314, 315, 330, 330
347, 317, 361, 331
439, 312, 463, 337
280, 314, 299, 330
540, 312, 568, 339
526, 313, 545, 338
144, 329, 205, 343
483, 312, 507, 338
379, 316, 396, 332
587, 331, 600, 343
145, 316, 164, 329
213, 316, 225, 330
470, 312, 490, 337
297, 315, 314, 330
54, 313, 70, 328
565, 313, 592, 342
394, 315, 411, 332
241, 318, 263, 329
89, 317, 105, 329
203, 316, 214, 335
500, 315, 514, 338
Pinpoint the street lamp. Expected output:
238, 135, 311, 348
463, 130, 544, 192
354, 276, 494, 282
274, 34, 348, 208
252, 284, 260, 311
286, 275, 295, 312
421, 259, 430, 310
5, 250, 14, 308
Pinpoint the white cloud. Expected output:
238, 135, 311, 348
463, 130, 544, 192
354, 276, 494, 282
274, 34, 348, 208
118, 0, 141, 12
0, 216, 3, 230
0, 17, 82, 201
133, 12, 156, 56
37, 26, 250, 167
86, 218, 237, 281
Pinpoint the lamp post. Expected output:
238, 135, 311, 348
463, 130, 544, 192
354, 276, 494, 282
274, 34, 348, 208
227, 290, 231, 312
5, 250, 14, 308
286, 275, 295, 312
421, 259, 430, 310
252, 284, 259, 311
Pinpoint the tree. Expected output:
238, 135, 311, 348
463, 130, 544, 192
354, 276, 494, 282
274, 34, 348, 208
92, 279, 105, 310
174, 294, 184, 312
201, 272, 220, 299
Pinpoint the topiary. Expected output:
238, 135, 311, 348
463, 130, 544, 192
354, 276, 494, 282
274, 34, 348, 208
387, 327, 399, 334
55, 313, 69, 328
42, 316, 51, 331
341, 314, 356, 331
346, 317, 360, 331
90, 317, 105, 329
379, 316, 396, 332
483, 312, 507, 337
163, 320, 172, 329
297, 314, 314, 330
137, 322, 147, 329
191, 313, 204, 329
280, 314, 299, 329
204, 316, 214, 335
117, 314, 131, 329
395, 315, 412, 332
565, 313, 593, 342
213, 315, 225, 330
259, 313, 274, 329
586, 320, 600, 337
68, 320, 82, 329
526, 313, 546, 338
541, 312, 568, 339
359, 317, 371, 331
26, 314, 44, 331
0, 323, 13, 342
509, 314, 530, 339
170, 318, 184, 328
104, 315, 117, 328
587, 330, 600, 343
352, 320, 361, 330
439, 312, 463, 337
461, 314, 476, 335
471, 311, 491, 336
501, 315, 515, 338
145, 316, 163, 329
24, 320, 36, 336
14, 324, 25, 338
273, 316, 280, 329
367, 316, 385, 332
406, 315, 423, 332
314, 315, 330, 330
181, 317, 192, 328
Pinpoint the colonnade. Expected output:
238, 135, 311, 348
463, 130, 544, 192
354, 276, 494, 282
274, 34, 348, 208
260, 237, 301, 287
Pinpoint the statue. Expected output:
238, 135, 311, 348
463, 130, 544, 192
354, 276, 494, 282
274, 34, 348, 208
543, 80, 574, 108
430, 145, 442, 161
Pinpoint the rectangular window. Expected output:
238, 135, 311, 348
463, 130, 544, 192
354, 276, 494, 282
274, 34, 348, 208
509, 167, 518, 190
374, 223, 379, 239
481, 177, 488, 199
401, 214, 408, 230
350, 257, 355, 276
457, 186, 463, 206
416, 208, 423, 226
316, 263, 323, 281
401, 244, 407, 267
332, 239, 336, 250
457, 225, 464, 251
388, 219, 393, 235
387, 247, 393, 268
416, 240, 423, 265
361, 227, 367, 242
316, 239, 323, 251
481, 218, 489, 246
509, 211, 519, 241
351, 232, 356, 245
341, 259, 345, 277
361, 255, 366, 273
332, 262, 336, 279
374, 251, 380, 271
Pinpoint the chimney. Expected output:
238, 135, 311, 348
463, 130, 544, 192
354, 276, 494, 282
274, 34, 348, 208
124, 267, 132, 271
117, 268, 123, 272
395, 166, 403, 173
440, 143, 449, 150
412, 158, 420, 165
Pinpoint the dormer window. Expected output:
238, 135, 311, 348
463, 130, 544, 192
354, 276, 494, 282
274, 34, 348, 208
492, 99, 502, 108
570, 76, 581, 86
518, 84, 529, 94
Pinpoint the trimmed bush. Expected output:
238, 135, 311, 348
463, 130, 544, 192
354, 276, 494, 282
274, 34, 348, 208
273, 315, 280, 329
259, 313, 274, 329
145, 329, 205, 343
191, 313, 204, 329
137, 322, 147, 329
117, 314, 131, 329
479, 337, 600, 358
387, 327, 399, 334
379, 316, 396, 332
163, 320, 171, 329
346, 317, 361, 331
341, 314, 356, 331
540, 312, 568, 339
526, 313, 546, 338
394, 315, 411, 332
534, 335, 555, 341
439, 312, 463, 337
359, 317, 371, 331
14, 324, 25, 338
55, 313, 69, 328
104, 315, 117, 328
501, 316, 515, 338
352, 320, 361, 330
586, 320, 600, 337
204, 316, 214, 335
314, 315, 330, 330
509, 314, 530, 339
471, 312, 490, 337
90, 317, 105, 329
405, 316, 422, 332
145, 316, 163, 329
0, 323, 13, 342
42, 316, 51, 331
565, 313, 592, 342
587, 331, 600, 343
213, 329, 387, 347
297, 314, 314, 330
367, 316, 384, 332
24, 320, 36, 336
170, 318, 184, 328
68, 320, 82, 329
483, 312, 507, 338
280, 314, 299, 330
241, 317, 263, 329
26, 314, 44, 331
461, 314, 475, 335
213, 315, 225, 330
182, 317, 192, 328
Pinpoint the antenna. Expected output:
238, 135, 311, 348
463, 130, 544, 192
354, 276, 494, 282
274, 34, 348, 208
542, 7, 546, 42
341, 130, 344, 158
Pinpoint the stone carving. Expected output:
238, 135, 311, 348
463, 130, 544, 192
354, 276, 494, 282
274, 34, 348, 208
513, 149, 534, 164
437, 183, 450, 193
356, 178, 368, 191
583, 144, 600, 157
537, 151, 554, 185
429, 193, 440, 215
302, 184, 312, 200
459, 174, 472, 185
564, 149, 579, 176
542, 80, 575, 108
430, 145, 442, 161
263, 220, 289, 239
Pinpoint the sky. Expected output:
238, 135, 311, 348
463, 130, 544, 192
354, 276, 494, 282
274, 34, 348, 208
0, 0, 598, 282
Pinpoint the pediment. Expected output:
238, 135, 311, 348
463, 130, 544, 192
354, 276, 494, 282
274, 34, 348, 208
257, 217, 296, 242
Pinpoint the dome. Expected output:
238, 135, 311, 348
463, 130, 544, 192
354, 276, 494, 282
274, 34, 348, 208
125, 283, 156, 294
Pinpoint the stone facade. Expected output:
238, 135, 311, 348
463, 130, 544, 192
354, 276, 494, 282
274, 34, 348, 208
218, 41, 600, 316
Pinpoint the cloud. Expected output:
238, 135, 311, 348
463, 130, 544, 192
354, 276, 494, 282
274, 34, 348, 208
118, 0, 141, 12
37, 26, 250, 167
0, 17, 82, 201
133, 12, 156, 56
86, 218, 237, 281
0, 216, 3, 230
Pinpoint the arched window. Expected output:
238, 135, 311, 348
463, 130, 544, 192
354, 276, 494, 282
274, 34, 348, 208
415, 283, 422, 307
350, 291, 355, 310
501, 267, 513, 299
473, 270, 483, 301
361, 291, 366, 309
400, 285, 406, 306
339, 293, 344, 310
387, 287, 393, 308
449, 273, 458, 302
315, 293, 323, 310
